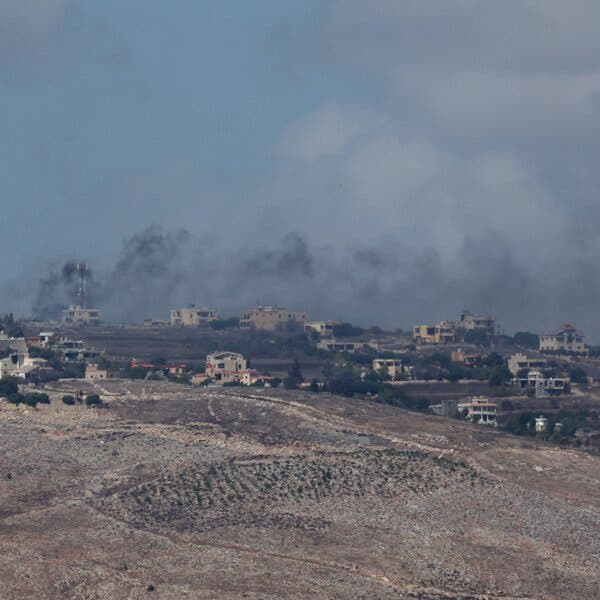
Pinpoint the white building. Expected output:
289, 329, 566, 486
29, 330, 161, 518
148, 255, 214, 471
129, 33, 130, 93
0, 352, 49, 380
62, 305, 101, 325
513, 370, 568, 397
372, 358, 413, 380
318, 339, 366, 353
458, 397, 497, 426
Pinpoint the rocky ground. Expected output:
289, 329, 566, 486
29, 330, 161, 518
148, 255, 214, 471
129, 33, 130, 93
0, 380, 599, 599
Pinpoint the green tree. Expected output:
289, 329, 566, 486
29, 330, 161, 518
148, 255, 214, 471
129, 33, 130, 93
85, 394, 102, 406
488, 364, 511, 387
284, 357, 303, 389
464, 329, 489, 346
569, 367, 588, 384
513, 331, 540, 349
62, 395, 76, 405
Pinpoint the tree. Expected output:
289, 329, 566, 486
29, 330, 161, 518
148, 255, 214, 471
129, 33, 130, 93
488, 364, 511, 387
569, 367, 588, 385
0, 377, 19, 398
309, 379, 320, 393
447, 363, 465, 382
513, 331, 540, 350
84, 394, 102, 406
284, 358, 303, 389
464, 329, 489, 346
332, 322, 364, 338
62, 395, 76, 405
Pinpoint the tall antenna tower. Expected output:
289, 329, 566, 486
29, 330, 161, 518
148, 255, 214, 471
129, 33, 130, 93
77, 263, 88, 308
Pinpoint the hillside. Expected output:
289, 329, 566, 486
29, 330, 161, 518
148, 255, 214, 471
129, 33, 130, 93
1, 381, 598, 599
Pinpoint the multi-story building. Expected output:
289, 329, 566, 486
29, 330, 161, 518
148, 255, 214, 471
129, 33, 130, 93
458, 310, 495, 335
451, 349, 486, 367
539, 323, 586, 354
170, 306, 218, 326
413, 320, 456, 344
458, 397, 497, 426
513, 370, 568, 397
372, 358, 413, 379
240, 306, 307, 332
507, 353, 548, 376
62, 305, 101, 325
0, 352, 49, 380
430, 399, 459, 417
304, 320, 339, 337
53, 338, 100, 363
317, 339, 366, 353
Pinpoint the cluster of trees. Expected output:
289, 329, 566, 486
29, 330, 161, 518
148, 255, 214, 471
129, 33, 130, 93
0, 314, 24, 338
62, 393, 101, 406
0, 377, 50, 407
502, 407, 599, 443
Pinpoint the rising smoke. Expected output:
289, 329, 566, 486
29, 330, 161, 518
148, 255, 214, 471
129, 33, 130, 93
5, 224, 600, 338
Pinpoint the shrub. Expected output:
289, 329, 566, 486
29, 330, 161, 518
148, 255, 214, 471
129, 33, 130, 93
62, 395, 76, 405
84, 394, 102, 406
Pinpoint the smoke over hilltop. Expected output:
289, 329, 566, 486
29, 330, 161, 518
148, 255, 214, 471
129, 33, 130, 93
4, 224, 598, 339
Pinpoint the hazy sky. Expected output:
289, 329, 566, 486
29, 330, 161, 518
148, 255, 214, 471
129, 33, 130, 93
2, 2, 600, 337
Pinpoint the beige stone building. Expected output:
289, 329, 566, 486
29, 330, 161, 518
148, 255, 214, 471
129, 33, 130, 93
539, 323, 586, 354
304, 320, 339, 337
170, 306, 218, 326
85, 364, 108, 381
507, 353, 548, 375
458, 310, 495, 335
413, 320, 456, 345
240, 306, 307, 331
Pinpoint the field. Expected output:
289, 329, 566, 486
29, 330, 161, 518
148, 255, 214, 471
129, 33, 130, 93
1, 379, 599, 599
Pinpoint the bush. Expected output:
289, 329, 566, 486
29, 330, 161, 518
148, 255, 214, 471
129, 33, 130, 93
62, 395, 76, 405
84, 394, 102, 406
23, 393, 50, 407
0, 377, 20, 398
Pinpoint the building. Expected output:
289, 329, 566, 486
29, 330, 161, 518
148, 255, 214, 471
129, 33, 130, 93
0, 332, 28, 354
458, 397, 497, 425
458, 310, 495, 335
413, 320, 456, 345
317, 339, 366, 353
507, 353, 548, 376
194, 351, 270, 386
513, 370, 568, 397
539, 323, 586, 354
372, 359, 413, 380
240, 306, 307, 332
451, 349, 486, 367
430, 399, 459, 417
304, 320, 340, 337
53, 338, 100, 363
62, 305, 101, 325
170, 306, 218, 326
0, 352, 49, 380
85, 364, 108, 381
535, 416, 548, 433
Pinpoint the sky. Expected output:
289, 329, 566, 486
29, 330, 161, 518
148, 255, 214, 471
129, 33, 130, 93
2, 1, 600, 338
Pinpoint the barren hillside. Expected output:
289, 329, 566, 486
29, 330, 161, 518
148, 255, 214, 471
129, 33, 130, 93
1, 381, 598, 599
